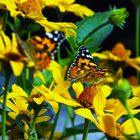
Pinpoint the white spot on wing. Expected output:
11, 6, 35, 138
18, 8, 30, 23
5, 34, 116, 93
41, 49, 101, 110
46, 33, 53, 38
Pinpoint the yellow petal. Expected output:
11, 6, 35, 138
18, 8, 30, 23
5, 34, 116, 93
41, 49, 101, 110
100, 85, 112, 97
104, 99, 119, 112
36, 116, 50, 123
38, 109, 48, 116
67, 4, 94, 18
52, 92, 81, 107
0, 31, 12, 52
33, 97, 44, 105
132, 86, 140, 97
0, 0, 19, 18
53, 81, 71, 98
113, 97, 140, 121
122, 118, 140, 135
93, 89, 106, 115
92, 52, 109, 59
12, 84, 28, 97
6, 100, 19, 113
74, 108, 103, 131
72, 82, 83, 98
10, 61, 24, 76
43, 0, 75, 12
113, 102, 125, 121
11, 33, 19, 53
36, 85, 81, 108
94, 85, 111, 115
48, 61, 62, 83
98, 114, 116, 137
134, 57, 140, 64
128, 97, 140, 109
47, 101, 59, 113
36, 19, 77, 37
130, 109, 140, 115
24, 122, 29, 140
8, 111, 17, 120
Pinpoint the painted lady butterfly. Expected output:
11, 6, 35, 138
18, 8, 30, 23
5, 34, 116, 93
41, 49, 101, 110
19, 30, 65, 70
68, 46, 107, 84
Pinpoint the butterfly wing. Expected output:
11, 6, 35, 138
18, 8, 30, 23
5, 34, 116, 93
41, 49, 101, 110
68, 46, 107, 83
31, 31, 65, 53
45, 30, 65, 54
18, 31, 65, 70
68, 46, 97, 82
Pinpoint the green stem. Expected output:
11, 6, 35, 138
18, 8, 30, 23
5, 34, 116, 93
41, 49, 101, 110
25, 68, 30, 80
22, 72, 26, 91
49, 104, 62, 140
29, 113, 38, 140
60, 107, 76, 140
2, 74, 11, 140
2, 11, 8, 31
125, 102, 140, 137
136, 5, 140, 82
66, 106, 76, 140
82, 119, 90, 140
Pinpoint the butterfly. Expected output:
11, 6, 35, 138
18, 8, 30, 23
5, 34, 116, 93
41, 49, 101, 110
68, 46, 107, 84
19, 30, 65, 70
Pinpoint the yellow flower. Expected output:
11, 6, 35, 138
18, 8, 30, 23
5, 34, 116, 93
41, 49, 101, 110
104, 97, 140, 121
34, 60, 72, 100
36, 82, 112, 130
0, 31, 27, 76
0, 0, 77, 36
0, 84, 51, 139
95, 113, 140, 139
4, 84, 59, 113
0, 84, 50, 121
42, 0, 94, 18
0, 0, 43, 20
92, 42, 140, 71
75, 107, 140, 139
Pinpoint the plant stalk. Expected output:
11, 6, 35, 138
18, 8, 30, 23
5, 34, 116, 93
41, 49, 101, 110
125, 102, 140, 137
82, 119, 90, 140
2, 11, 8, 31
49, 104, 62, 140
2, 74, 11, 140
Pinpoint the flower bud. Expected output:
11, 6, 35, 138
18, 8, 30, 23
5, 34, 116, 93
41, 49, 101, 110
110, 7, 129, 29
112, 79, 132, 105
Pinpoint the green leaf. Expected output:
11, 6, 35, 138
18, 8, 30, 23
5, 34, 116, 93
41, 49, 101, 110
26, 23, 41, 34
33, 77, 43, 86
76, 11, 112, 44
59, 57, 72, 67
68, 11, 114, 53
42, 69, 53, 87
33, 69, 53, 87
14, 17, 21, 31
84, 23, 113, 52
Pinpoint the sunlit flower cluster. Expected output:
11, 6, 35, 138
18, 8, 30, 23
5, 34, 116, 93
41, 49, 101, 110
0, 0, 140, 140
